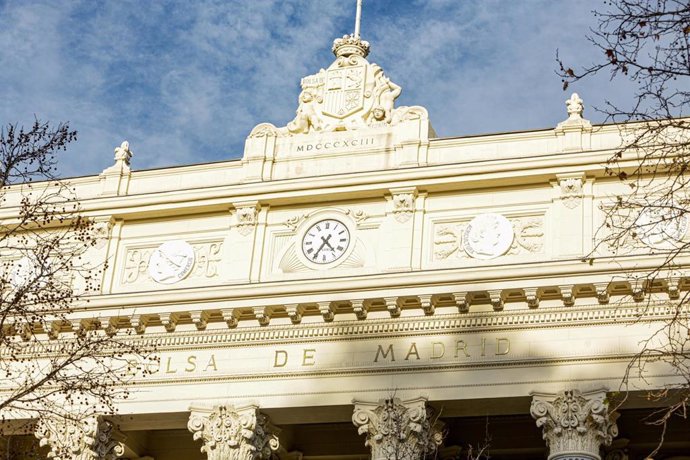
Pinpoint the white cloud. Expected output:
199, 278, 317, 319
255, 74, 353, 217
0, 1, 640, 177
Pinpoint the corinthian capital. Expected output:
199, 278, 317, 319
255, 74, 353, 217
352, 397, 443, 460
35, 416, 124, 460
188, 404, 280, 460
530, 389, 619, 460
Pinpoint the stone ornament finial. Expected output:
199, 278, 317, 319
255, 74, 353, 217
188, 404, 280, 460
113, 140, 132, 166
352, 397, 444, 460
566, 93, 585, 120
530, 389, 619, 460
35, 416, 125, 460
332, 34, 371, 58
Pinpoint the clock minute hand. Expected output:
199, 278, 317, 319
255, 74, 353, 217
313, 239, 328, 259
321, 234, 335, 251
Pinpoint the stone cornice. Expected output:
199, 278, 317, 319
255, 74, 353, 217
0, 146, 625, 220
97, 301, 690, 350
7, 300, 685, 357
70, 255, 689, 312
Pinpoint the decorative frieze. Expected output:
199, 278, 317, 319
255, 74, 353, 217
188, 404, 280, 460
352, 397, 443, 460
531, 389, 618, 460
434, 215, 544, 261
35, 416, 124, 460
122, 240, 222, 285
634, 205, 688, 250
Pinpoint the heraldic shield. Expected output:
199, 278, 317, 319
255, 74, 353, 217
275, 34, 404, 135
323, 64, 366, 119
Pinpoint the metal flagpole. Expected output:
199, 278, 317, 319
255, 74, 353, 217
354, 0, 362, 39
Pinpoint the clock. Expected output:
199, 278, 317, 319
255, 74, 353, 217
148, 240, 195, 284
301, 219, 351, 265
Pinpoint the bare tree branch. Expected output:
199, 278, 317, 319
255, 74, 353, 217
0, 120, 150, 453
558, 1, 690, 456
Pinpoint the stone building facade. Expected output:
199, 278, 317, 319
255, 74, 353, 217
2, 30, 689, 460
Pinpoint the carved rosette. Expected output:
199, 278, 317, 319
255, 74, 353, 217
352, 397, 443, 460
188, 404, 280, 460
530, 390, 619, 460
35, 417, 125, 460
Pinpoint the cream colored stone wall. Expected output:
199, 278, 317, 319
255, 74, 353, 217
3, 31, 688, 460
3, 108, 685, 417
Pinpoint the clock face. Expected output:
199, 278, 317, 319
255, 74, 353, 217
301, 219, 350, 265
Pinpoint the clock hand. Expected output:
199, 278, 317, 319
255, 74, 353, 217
321, 234, 335, 251
313, 239, 328, 259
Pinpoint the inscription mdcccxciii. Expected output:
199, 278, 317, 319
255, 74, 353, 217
294, 136, 377, 153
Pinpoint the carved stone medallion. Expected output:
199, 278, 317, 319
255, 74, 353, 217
463, 213, 514, 259
635, 207, 688, 250
11, 256, 36, 288
148, 240, 195, 284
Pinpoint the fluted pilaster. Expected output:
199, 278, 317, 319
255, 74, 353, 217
352, 397, 443, 460
531, 389, 619, 460
188, 404, 280, 460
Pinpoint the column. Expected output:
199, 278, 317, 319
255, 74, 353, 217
352, 397, 443, 460
531, 389, 619, 460
34, 416, 124, 460
188, 404, 280, 460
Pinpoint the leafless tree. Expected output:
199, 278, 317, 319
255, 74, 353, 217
558, 0, 690, 456
0, 120, 148, 456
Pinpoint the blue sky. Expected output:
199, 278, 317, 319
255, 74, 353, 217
0, 0, 633, 177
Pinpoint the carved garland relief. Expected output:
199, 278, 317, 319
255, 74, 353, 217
634, 206, 688, 250
123, 241, 223, 285
434, 215, 544, 261
599, 198, 689, 254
